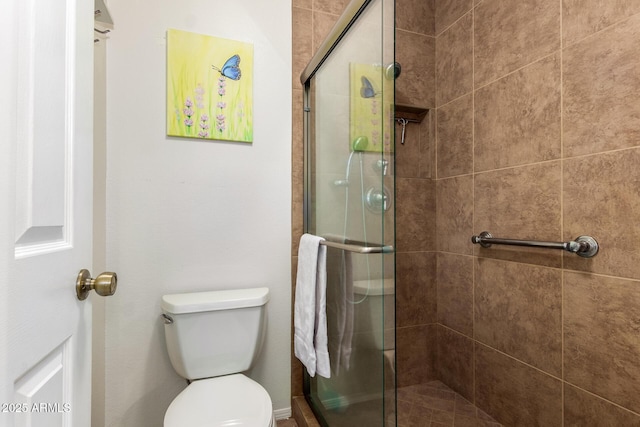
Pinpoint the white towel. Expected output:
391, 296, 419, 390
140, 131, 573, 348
294, 234, 331, 378
336, 250, 354, 374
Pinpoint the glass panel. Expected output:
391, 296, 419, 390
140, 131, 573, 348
303, 0, 395, 425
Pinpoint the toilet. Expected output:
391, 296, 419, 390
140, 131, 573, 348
161, 287, 275, 426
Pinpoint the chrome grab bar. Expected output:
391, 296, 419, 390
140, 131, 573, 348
319, 239, 394, 254
471, 231, 599, 258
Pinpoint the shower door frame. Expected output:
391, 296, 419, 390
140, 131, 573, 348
300, 0, 396, 425
300, 0, 377, 234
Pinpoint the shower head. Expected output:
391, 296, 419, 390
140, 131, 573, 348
352, 136, 369, 152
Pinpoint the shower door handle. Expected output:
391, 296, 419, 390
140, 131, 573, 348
320, 239, 394, 254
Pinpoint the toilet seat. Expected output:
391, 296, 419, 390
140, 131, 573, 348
164, 374, 274, 427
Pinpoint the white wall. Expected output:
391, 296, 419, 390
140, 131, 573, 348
102, 0, 292, 425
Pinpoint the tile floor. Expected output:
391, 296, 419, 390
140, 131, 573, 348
282, 380, 502, 427
397, 381, 502, 427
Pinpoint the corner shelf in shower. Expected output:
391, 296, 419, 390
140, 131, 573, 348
395, 104, 428, 145
395, 104, 428, 123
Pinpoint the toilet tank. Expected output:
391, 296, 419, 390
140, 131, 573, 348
161, 287, 269, 380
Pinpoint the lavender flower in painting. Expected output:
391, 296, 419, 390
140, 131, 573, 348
217, 77, 226, 96
216, 114, 226, 132
198, 114, 210, 138
183, 97, 194, 128
371, 129, 380, 146
215, 78, 227, 133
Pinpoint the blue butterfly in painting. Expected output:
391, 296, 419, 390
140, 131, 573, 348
212, 54, 242, 80
360, 76, 379, 98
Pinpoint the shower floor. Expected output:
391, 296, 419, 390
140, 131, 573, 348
397, 381, 502, 427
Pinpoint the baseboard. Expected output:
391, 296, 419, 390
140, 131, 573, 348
274, 407, 292, 420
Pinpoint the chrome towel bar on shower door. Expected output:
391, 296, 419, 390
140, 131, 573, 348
471, 231, 599, 258
320, 239, 394, 254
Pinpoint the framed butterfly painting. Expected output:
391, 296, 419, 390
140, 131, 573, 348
167, 29, 253, 142
349, 63, 393, 153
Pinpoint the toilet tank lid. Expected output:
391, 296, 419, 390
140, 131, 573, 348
162, 287, 270, 314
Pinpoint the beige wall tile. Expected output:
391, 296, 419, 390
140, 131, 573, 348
475, 258, 562, 376
474, 0, 560, 86
564, 384, 640, 426
563, 15, 640, 158
435, 0, 473, 35
437, 93, 473, 178
397, 324, 437, 387
474, 162, 562, 268
312, 11, 339, 54
292, 89, 304, 254
436, 175, 473, 255
313, 0, 350, 15
292, 0, 312, 9
291, 358, 304, 397
564, 271, 640, 413
293, 8, 313, 90
475, 343, 562, 426
436, 326, 474, 402
437, 252, 473, 336
396, 252, 437, 327
474, 54, 561, 172
396, 178, 436, 252
396, 0, 435, 35
436, 12, 473, 107
563, 0, 640, 46
563, 148, 640, 280
396, 30, 436, 108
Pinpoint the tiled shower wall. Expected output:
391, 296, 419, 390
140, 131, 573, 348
293, 0, 640, 425
434, 0, 640, 424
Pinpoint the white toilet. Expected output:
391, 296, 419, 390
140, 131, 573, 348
161, 287, 275, 426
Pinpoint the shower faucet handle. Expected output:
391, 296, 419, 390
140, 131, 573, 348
374, 159, 389, 176
365, 187, 391, 213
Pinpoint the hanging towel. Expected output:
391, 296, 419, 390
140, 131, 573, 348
294, 234, 331, 378
336, 250, 354, 374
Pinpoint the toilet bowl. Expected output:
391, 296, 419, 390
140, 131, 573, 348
164, 374, 274, 427
161, 288, 274, 426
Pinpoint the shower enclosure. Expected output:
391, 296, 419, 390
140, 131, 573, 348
300, 0, 396, 425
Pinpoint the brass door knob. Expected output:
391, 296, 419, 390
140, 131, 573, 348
76, 269, 117, 300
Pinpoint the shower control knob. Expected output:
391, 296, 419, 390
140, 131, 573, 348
365, 187, 391, 213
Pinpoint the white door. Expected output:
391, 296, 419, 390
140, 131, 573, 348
0, 0, 97, 425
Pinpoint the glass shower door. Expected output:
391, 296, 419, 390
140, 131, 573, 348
302, 0, 395, 425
